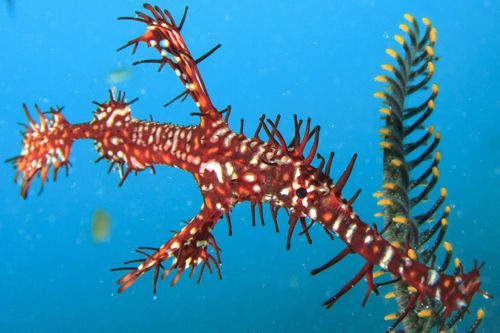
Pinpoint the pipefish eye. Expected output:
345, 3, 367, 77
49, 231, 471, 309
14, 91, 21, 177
296, 187, 307, 198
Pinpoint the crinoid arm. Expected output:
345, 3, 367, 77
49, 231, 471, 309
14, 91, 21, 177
373, 14, 491, 332
112, 206, 223, 293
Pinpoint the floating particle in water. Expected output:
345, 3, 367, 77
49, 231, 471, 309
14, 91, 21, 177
91, 209, 111, 243
106, 67, 132, 84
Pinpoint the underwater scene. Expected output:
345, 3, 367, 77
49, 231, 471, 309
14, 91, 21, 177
0, 0, 498, 332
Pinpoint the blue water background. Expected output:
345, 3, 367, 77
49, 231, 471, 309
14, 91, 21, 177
0, 0, 498, 332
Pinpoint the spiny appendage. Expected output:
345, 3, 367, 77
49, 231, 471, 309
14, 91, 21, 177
258, 114, 321, 165
374, 14, 491, 332
254, 113, 365, 252
91, 90, 148, 186
252, 114, 348, 248
112, 209, 222, 293
7, 104, 72, 198
117, 3, 221, 120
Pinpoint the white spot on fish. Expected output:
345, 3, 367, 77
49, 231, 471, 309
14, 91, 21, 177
345, 224, 356, 243
333, 217, 341, 232
428, 269, 440, 286
309, 208, 317, 220
244, 173, 256, 182
200, 161, 224, 183
364, 235, 373, 244
379, 246, 394, 269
